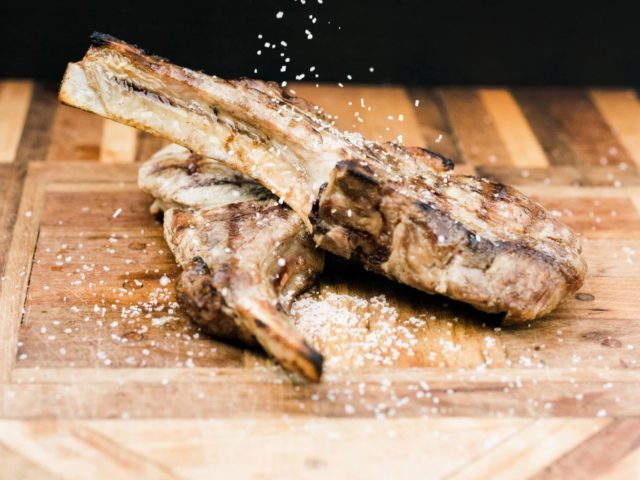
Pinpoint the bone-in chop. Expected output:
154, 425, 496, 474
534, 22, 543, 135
140, 144, 324, 380
60, 33, 587, 322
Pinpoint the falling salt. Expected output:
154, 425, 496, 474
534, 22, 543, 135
159, 275, 171, 286
276, 11, 284, 18
112, 208, 122, 218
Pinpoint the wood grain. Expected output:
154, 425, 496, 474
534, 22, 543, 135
99, 120, 138, 164
479, 88, 549, 168
292, 84, 424, 146
46, 105, 103, 161
597, 446, 640, 479
514, 89, 633, 167
0, 82, 639, 478
590, 89, 640, 166
0, 421, 179, 479
533, 418, 640, 480
0, 172, 45, 380
0, 80, 33, 163
450, 418, 608, 480
0, 82, 57, 278
439, 88, 512, 167
406, 87, 460, 162
0, 418, 530, 480
0, 440, 63, 480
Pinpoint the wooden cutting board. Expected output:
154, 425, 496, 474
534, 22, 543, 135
1, 81, 640, 479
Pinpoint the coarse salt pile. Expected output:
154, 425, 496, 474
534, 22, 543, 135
292, 292, 425, 369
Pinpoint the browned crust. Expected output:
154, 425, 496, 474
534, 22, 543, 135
166, 202, 324, 381
176, 257, 258, 346
312, 159, 586, 322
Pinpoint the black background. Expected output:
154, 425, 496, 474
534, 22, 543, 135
2, 0, 639, 85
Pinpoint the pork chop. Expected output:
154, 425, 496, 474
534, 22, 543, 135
60, 33, 587, 322
141, 144, 324, 380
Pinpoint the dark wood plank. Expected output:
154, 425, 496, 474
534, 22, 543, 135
135, 133, 169, 163
438, 88, 512, 166
13, 82, 58, 165
46, 105, 103, 162
407, 87, 461, 162
476, 165, 640, 187
0, 82, 57, 277
514, 88, 634, 167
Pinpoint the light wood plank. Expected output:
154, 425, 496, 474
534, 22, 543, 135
479, 88, 549, 168
533, 419, 640, 479
292, 84, 424, 145
100, 120, 139, 164
0, 173, 45, 381
598, 446, 640, 480
10, 367, 640, 384
449, 418, 609, 480
92, 417, 530, 479
0, 440, 63, 480
0, 421, 180, 480
0, 80, 33, 163
590, 89, 640, 166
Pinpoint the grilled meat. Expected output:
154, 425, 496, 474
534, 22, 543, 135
60, 33, 587, 322
141, 144, 324, 380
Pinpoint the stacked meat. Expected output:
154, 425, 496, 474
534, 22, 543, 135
59, 33, 587, 380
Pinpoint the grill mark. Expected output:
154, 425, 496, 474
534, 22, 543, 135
186, 174, 262, 189
170, 210, 195, 243
415, 198, 580, 286
418, 147, 455, 171
149, 160, 260, 189
114, 76, 179, 109
225, 202, 242, 288
317, 158, 584, 308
